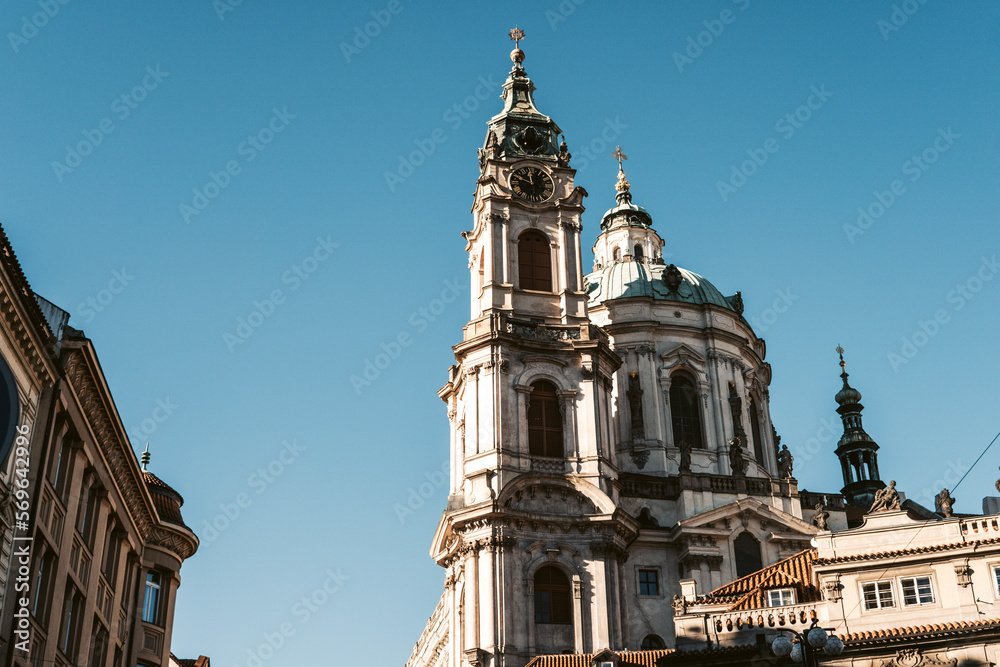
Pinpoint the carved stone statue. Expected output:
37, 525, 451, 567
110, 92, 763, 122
678, 438, 692, 473
777, 444, 794, 479
868, 480, 901, 513
729, 436, 747, 477
637, 507, 659, 527
627, 371, 644, 439
672, 594, 687, 616
812, 503, 830, 531
935, 488, 955, 518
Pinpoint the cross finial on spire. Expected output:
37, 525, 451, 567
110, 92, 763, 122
612, 146, 631, 202
509, 26, 525, 49
836, 345, 846, 370
141, 443, 151, 471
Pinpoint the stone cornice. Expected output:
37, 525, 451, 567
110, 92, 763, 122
61, 343, 198, 561
0, 224, 57, 385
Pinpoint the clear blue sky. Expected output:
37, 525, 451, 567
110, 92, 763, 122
2, 1, 998, 665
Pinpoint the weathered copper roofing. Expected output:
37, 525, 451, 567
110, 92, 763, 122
586, 263, 740, 312
702, 549, 820, 611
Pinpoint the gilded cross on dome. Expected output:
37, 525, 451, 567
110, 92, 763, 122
836, 345, 846, 369
509, 26, 525, 48
613, 146, 631, 196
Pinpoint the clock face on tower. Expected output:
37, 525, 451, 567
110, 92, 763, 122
509, 167, 554, 203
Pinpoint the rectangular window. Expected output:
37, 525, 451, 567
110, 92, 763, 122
102, 523, 121, 584
767, 588, 796, 607
638, 569, 659, 596
142, 572, 162, 625
89, 624, 109, 667
900, 576, 934, 606
51, 438, 75, 501
861, 580, 894, 610
32, 548, 54, 619
59, 585, 83, 660
534, 590, 551, 623
992, 565, 1000, 596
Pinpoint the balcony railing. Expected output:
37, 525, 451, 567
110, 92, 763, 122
961, 516, 1000, 535
709, 602, 820, 634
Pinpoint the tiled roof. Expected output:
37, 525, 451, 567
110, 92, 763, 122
525, 649, 673, 667
143, 470, 188, 527
841, 617, 1000, 644
813, 536, 1000, 566
527, 645, 768, 667
701, 550, 820, 611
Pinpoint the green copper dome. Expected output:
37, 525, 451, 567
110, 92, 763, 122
585, 261, 742, 312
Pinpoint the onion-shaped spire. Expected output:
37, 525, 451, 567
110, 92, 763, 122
835, 345, 862, 405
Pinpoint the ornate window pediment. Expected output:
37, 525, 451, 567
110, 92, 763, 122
880, 649, 957, 667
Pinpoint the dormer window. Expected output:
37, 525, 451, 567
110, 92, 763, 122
767, 588, 796, 607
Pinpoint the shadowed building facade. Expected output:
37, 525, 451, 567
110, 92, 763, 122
0, 226, 198, 667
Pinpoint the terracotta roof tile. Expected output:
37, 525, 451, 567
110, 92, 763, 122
525, 649, 673, 667
527, 645, 767, 667
813, 536, 1000, 566
840, 617, 1000, 643
697, 549, 820, 611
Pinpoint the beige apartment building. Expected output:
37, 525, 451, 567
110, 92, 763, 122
0, 225, 198, 667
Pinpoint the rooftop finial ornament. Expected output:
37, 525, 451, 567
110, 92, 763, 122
834, 344, 862, 406
509, 26, 525, 66
141, 443, 151, 471
612, 145, 632, 204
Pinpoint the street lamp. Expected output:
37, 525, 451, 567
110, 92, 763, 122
770, 619, 844, 666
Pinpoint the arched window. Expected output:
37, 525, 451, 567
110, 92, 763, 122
633, 244, 644, 260
641, 635, 664, 650
527, 380, 563, 457
670, 374, 704, 449
749, 396, 765, 467
478, 252, 485, 292
734, 532, 763, 578
534, 566, 571, 624
613, 247, 622, 262
518, 231, 552, 292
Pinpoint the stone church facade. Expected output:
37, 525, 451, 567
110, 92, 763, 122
407, 38, 861, 667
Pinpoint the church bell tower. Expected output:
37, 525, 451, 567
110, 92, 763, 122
429, 30, 634, 667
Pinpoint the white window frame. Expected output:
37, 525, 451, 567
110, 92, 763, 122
767, 588, 796, 607
899, 575, 935, 607
860, 579, 895, 611
992, 564, 1000, 598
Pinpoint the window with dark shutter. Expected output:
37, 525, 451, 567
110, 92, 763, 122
527, 381, 563, 458
534, 566, 572, 624
670, 374, 704, 449
518, 231, 553, 292
734, 532, 763, 578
